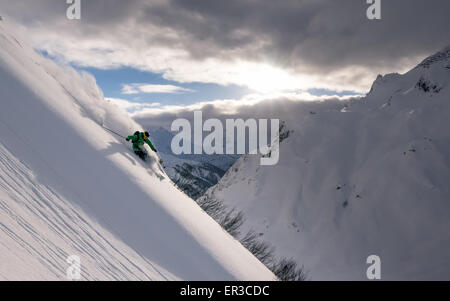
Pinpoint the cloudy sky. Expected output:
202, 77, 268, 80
1, 0, 449, 114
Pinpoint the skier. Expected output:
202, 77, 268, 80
126, 131, 157, 161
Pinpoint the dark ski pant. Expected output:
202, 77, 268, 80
133, 146, 147, 161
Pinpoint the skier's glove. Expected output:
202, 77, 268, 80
126, 138, 130, 141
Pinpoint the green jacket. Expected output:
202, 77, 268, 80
127, 132, 157, 152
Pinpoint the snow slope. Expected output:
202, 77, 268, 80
0, 21, 274, 280
199, 47, 450, 280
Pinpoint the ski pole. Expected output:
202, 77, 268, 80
102, 125, 127, 139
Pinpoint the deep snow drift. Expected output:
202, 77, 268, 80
0, 21, 274, 280
199, 47, 450, 280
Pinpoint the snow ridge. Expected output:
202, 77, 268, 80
201, 46, 450, 280
416, 45, 450, 69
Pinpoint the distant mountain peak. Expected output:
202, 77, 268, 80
416, 45, 450, 69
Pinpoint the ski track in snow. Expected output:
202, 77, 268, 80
0, 142, 174, 280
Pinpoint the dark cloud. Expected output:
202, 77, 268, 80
151, 0, 450, 71
1, 0, 449, 89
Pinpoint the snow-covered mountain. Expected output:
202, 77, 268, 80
199, 46, 450, 280
146, 127, 239, 200
0, 21, 274, 280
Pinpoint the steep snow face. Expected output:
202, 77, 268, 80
200, 46, 450, 280
0, 143, 177, 280
0, 22, 274, 280
416, 46, 450, 69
